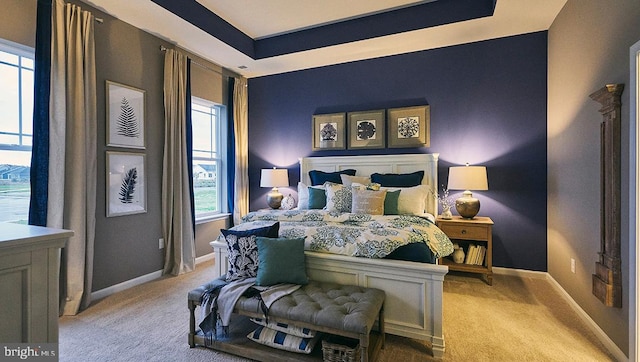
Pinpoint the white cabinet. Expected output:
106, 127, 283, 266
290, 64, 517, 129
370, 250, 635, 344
0, 223, 72, 343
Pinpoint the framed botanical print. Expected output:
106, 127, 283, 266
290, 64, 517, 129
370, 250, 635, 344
106, 81, 145, 149
106, 151, 146, 217
312, 113, 346, 151
347, 109, 385, 149
387, 105, 430, 148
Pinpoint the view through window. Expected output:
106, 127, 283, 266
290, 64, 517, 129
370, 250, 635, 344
0, 41, 34, 224
192, 98, 223, 219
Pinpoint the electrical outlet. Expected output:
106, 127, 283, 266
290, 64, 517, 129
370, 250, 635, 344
159, 238, 165, 249
571, 258, 576, 273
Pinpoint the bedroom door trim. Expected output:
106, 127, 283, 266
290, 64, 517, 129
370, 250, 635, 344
630, 38, 640, 362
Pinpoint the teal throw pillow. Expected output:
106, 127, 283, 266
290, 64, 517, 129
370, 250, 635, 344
384, 190, 401, 215
307, 187, 326, 209
256, 237, 308, 286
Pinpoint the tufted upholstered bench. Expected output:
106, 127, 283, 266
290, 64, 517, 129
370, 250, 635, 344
188, 280, 385, 362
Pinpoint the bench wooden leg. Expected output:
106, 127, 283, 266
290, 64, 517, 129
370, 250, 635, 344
379, 303, 385, 350
359, 334, 368, 362
188, 300, 197, 348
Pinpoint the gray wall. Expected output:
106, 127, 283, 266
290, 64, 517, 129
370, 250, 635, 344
3, 0, 36, 47
548, 0, 640, 355
4, 0, 232, 293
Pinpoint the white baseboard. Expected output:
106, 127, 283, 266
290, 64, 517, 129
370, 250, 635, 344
196, 252, 215, 264
494, 267, 626, 361
493, 266, 548, 279
91, 269, 163, 301
91, 252, 215, 302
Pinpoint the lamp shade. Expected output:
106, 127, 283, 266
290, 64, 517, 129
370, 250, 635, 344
447, 165, 488, 191
260, 168, 289, 188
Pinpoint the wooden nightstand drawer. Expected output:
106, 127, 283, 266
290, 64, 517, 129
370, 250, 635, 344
439, 224, 488, 240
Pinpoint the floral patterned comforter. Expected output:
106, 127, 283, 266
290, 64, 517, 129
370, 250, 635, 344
231, 209, 454, 260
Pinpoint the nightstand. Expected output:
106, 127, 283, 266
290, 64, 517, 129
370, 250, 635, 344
436, 216, 494, 285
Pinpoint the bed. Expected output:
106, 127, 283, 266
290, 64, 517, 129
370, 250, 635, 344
210, 153, 451, 358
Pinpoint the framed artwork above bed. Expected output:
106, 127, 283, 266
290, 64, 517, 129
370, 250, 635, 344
312, 113, 346, 151
387, 105, 430, 148
347, 109, 385, 149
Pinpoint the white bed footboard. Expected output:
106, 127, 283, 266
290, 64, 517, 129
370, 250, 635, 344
210, 240, 448, 358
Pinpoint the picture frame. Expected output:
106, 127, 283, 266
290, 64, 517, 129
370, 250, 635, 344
312, 113, 346, 151
106, 80, 145, 149
347, 109, 386, 149
387, 105, 430, 148
106, 151, 146, 217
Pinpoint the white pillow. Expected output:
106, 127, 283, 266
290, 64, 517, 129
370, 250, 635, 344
340, 174, 371, 187
297, 182, 323, 210
382, 185, 430, 215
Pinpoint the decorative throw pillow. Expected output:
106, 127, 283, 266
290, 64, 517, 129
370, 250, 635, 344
250, 318, 317, 338
351, 188, 387, 215
255, 237, 308, 286
383, 190, 401, 215
247, 325, 321, 354
307, 187, 327, 209
382, 185, 429, 215
340, 174, 371, 187
220, 223, 279, 282
297, 182, 324, 209
308, 169, 356, 186
371, 171, 425, 187
324, 182, 352, 212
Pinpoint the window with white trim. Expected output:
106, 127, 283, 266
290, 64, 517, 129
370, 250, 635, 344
191, 97, 225, 219
0, 40, 34, 224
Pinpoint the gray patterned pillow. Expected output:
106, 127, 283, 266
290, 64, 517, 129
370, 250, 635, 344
324, 182, 352, 212
220, 223, 279, 282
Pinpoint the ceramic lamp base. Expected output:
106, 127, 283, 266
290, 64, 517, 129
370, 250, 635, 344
455, 191, 480, 219
266, 188, 283, 209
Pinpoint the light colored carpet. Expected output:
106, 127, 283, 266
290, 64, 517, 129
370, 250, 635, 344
59, 261, 617, 361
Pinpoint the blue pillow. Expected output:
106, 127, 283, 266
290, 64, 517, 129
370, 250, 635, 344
307, 187, 326, 209
256, 237, 308, 286
308, 169, 356, 186
371, 171, 424, 187
221, 223, 279, 282
383, 190, 401, 215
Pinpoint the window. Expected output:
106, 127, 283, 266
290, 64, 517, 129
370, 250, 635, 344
0, 40, 34, 224
191, 97, 225, 220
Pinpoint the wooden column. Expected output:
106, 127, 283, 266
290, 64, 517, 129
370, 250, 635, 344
589, 84, 624, 308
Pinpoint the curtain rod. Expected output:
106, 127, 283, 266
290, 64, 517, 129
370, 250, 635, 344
159, 45, 223, 76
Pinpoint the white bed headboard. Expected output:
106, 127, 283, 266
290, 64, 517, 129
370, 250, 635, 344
299, 153, 439, 216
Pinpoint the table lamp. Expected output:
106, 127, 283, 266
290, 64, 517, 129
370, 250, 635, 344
260, 168, 289, 209
447, 163, 488, 219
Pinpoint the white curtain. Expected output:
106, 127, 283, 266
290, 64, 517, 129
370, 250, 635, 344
49, 0, 97, 315
162, 49, 195, 275
232, 77, 249, 225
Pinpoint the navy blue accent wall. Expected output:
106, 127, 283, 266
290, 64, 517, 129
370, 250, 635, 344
247, 31, 548, 271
